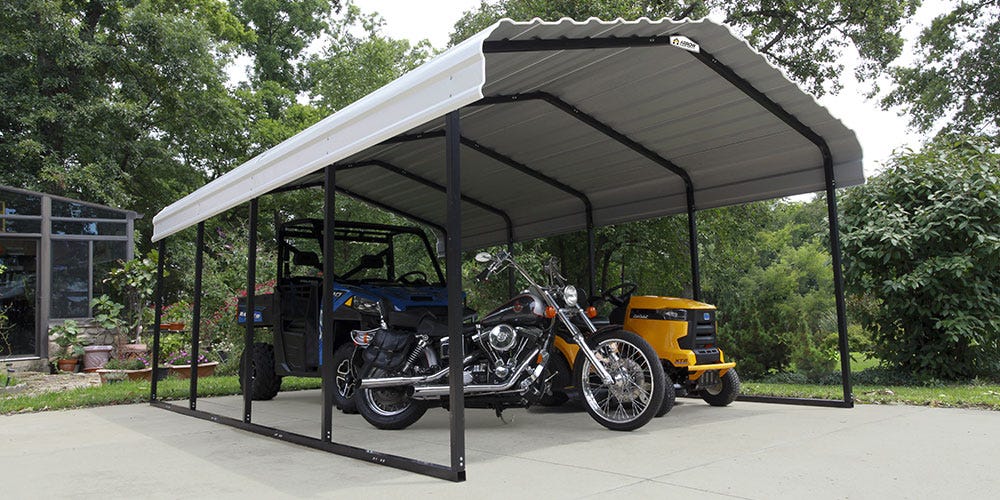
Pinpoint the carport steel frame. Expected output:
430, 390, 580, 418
149, 34, 854, 483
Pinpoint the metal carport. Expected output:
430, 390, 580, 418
149, 17, 862, 482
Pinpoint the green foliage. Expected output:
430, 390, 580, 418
104, 250, 160, 339
841, 137, 1000, 380
882, 1, 1000, 144
450, 0, 919, 95
0, 0, 243, 223
90, 295, 126, 339
49, 320, 85, 358
699, 199, 845, 379
307, 3, 432, 114
229, 0, 341, 89
157, 333, 190, 362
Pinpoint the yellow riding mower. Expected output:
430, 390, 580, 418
546, 283, 739, 416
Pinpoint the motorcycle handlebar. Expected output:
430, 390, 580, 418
474, 266, 492, 282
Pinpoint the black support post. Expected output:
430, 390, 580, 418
507, 238, 517, 296
445, 110, 467, 482
321, 165, 337, 441
824, 170, 854, 407
686, 187, 701, 301
150, 239, 165, 402
587, 219, 596, 299
190, 222, 205, 410
689, 45, 854, 407
243, 199, 258, 423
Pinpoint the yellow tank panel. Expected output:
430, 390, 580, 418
627, 295, 715, 310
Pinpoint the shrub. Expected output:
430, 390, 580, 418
841, 137, 1000, 379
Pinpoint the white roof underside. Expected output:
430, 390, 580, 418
153, 18, 863, 247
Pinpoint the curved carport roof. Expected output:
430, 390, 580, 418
148, 17, 862, 481
152, 17, 862, 248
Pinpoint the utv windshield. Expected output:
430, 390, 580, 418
278, 220, 444, 286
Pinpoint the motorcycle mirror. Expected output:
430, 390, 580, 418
474, 252, 492, 263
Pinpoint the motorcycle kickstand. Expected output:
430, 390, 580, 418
495, 406, 514, 425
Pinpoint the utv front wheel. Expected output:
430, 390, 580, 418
239, 342, 283, 401
701, 369, 740, 407
332, 343, 361, 414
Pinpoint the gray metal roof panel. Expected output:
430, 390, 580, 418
153, 17, 862, 249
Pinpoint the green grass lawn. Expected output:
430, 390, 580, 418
0, 376, 322, 414
848, 353, 881, 371
743, 382, 1000, 410
5, 373, 1000, 414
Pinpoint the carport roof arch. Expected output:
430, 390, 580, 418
152, 17, 862, 246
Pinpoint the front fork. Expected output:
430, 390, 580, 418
556, 307, 616, 384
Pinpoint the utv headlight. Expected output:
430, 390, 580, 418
563, 285, 578, 307
352, 296, 381, 314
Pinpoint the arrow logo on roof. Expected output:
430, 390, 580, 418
669, 35, 700, 53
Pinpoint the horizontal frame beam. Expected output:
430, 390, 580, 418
483, 35, 677, 53
151, 401, 462, 481
338, 159, 514, 233
736, 395, 853, 408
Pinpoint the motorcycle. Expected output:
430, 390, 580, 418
352, 251, 666, 431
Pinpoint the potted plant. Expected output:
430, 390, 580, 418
165, 351, 219, 379
90, 294, 149, 361
50, 320, 85, 372
82, 344, 113, 372
97, 357, 152, 384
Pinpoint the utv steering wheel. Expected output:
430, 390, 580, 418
397, 270, 429, 286
603, 282, 637, 307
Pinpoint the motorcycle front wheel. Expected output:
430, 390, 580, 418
573, 330, 665, 431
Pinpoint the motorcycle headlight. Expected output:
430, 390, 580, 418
563, 285, 578, 307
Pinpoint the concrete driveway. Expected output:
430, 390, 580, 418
2, 391, 998, 499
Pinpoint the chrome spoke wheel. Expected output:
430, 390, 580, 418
580, 337, 656, 425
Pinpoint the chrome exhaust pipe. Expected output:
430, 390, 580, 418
411, 348, 540, 399
359, 356, 474, 388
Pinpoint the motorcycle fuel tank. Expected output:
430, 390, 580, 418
479, 293, 546, 327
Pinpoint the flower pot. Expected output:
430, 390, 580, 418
154, 366, 169, 381
167, 361, 219, 379
57, 358, 79, 372
97, 367, 152, 384
83, 345, 113, 370
120, 343, 148, 361
96, 369, 128, 384
125, 367, 153, 381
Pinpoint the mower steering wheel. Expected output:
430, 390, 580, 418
603, 282, 637, 307
397, 270, 428, 286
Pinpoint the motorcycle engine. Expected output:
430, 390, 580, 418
470, 324, 543, 384
487, 324, 517, 352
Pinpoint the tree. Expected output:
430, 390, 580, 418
307, 4, 431, 114
0, 0, 249, 231
882, 1, 1000, 145
841, 137, 1000, 380
228, 0, 341, 90
450, 0, 919, 95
